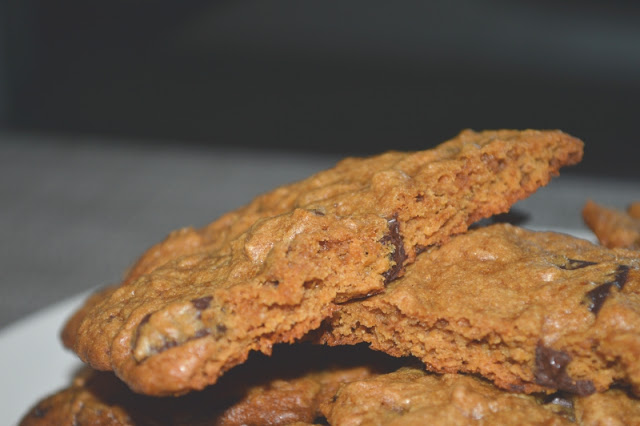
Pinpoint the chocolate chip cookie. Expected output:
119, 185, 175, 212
320, 367, 640, 425
316, 224, 640, 395
63, 130, 583, 395
21, 345, 399, 426
583, 200, 640, 250
320, 367, 572, 425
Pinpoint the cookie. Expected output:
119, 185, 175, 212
63, 130, 583, 395
320, 367, 573, 425
583, 200, 640, 250
574, 387, 640, 425
320, 367, 640, 425
316, 223, 640, 395
21, 368, 336, 426
21, 345, 399, 426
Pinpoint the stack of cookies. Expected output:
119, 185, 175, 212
21, 130, 640, 425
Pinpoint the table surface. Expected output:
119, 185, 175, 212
1, 132, 639, 330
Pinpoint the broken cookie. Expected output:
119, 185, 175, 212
316, 224, 640, 395
63, 130, 583, 395
583, 200, 640, 250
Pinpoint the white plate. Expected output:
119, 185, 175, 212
0, 291, 89, 426
0, 227, 595, 425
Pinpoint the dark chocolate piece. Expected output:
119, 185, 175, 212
534, 344, 595, 395
158, 339, 178, 353
380, 216, 407, 284
586, 282, 615, 315
613, 264, 630, 290
193, 328, 211, 339
586, 264, 631, 314
191, 296, 213, 311
31, 405, 49, 418
557, 258, 598, 270
139, 313, 151, 325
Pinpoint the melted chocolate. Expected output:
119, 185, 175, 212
557, 258, 598, 270
614, 264, 631, 289
380, 216, 407, 284
32, 405, 50, 418
191, 296, 213, 311
586, 264, 630, 314
534, 344, 595, 395
193, 328, 211, 339
586, 282, 614, 315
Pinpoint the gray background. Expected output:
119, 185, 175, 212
2, 1, 640, 178
1, 1, 639, 329
1, 133, 638, 330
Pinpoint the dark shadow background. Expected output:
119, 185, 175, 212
2, 0, 640, 178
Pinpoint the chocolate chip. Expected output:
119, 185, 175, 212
191, 296, 213, 311
586, 282, 614, 315
415, 194, 424, 202
534, 344, 595, 395
313, 415, 330, 425
310, 209, 325, 216
32, 405, 49, 418
414, 244, 428, 255
613, 264, 630, 290
193, 328, 211, 339
557, 258, 598, 270
216, 324, 227, 334
380, 216, 407, 284
586, 264, 630, 314
159, 339, 178, 352
139, 313, 151, 325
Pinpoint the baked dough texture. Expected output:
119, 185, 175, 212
20, 345, 397, 426
583, 200, 640, 250
62, 130, 583, 395
25, 361, 640, 425
316, 224, 640, 395
320, 367, 640, 425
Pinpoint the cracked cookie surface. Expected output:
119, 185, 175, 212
62, 130, 583, 395
320, 367, 640, 425
316, 224, 640, 395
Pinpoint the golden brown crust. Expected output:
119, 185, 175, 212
23, 364, 640, 425
60, 285, 119, 350
19, 369, 345, 426
316, 224, 640, 395
574, 387, 640, 425
320, 367, 574, 425
583, 200, 640, 250
20, 345, 397, 426
63, 130, 583, 395
321, 367, 640, 425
